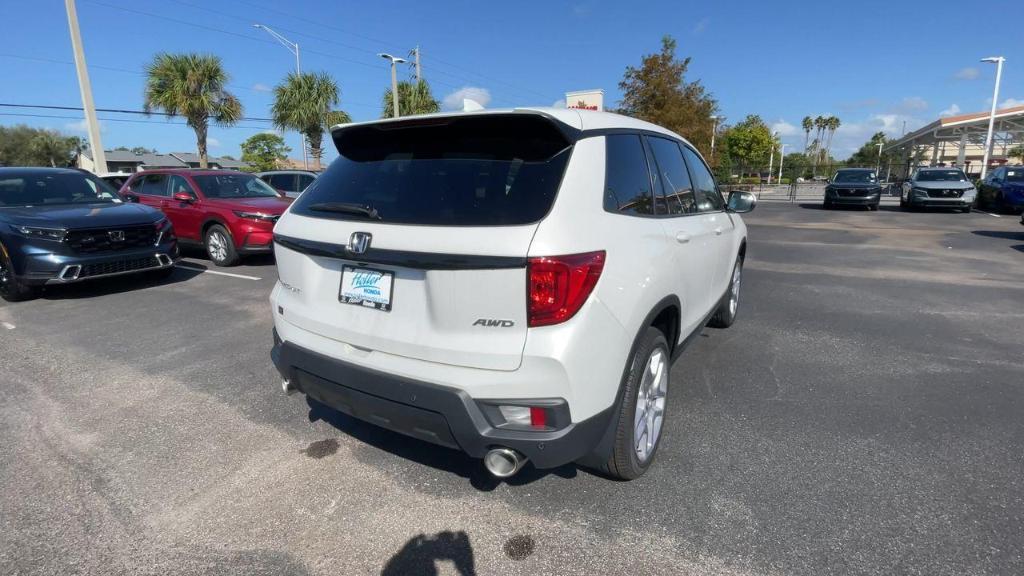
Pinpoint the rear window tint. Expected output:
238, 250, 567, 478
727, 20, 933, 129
290, 115, 573, 226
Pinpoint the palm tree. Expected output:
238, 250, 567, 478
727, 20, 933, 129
381, 79, 441, 118
812, 116, 826, 173
143, 53, 242, 168
802, 116, 813, 154
272, 72, 351, 170
824, 116, 841, 168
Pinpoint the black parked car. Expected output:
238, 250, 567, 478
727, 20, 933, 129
0, 167, 178, 302
824, 168, 882, 210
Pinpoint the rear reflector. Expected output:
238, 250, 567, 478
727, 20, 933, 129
527, 251, 605, 327
529, 407, 547, 427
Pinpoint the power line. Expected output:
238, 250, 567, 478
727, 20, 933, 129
0, 112, 272, 130
0, 102, 274, 122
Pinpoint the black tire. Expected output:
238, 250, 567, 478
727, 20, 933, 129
599, 327, 670, 481
0, 246, 40, 302
823, 200, 832, 209
899, 194, 907, 209
708, 257, 743, 329
204, 224, 240, 267
962, 205, 972, 213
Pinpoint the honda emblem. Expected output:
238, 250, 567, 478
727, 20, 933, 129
108, 230, 125, 242
347, 232, 372, 255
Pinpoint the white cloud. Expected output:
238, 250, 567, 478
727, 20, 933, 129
954, 67, 979, 80
252, 83, 272, 92
551, 99, 566, 108
827, 114, 925, 158
893, 96, 928, 113
939, 104, 961, 117
207, 137, 221, 148
692, 17, 709, 34
1001, 98, 1024, 108
771, 119, 798, 136
64, 119, 104, 133
442, 86, 492, 110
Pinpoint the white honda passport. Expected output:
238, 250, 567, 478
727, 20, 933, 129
270, 108, 755, 480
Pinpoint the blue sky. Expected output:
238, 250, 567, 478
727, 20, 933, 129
2, 0, 1021, 162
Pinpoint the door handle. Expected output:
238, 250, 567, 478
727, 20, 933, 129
675, 232, 691, 244
713, 227, 723, 236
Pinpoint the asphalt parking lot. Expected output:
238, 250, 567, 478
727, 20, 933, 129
1, 204, 1022, 576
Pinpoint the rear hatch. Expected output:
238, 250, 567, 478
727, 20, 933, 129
273, 112, 575, 371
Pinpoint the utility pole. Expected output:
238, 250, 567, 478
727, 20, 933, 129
65, 0, 106, 173
710, 115, 721, 162
778, 144, 787, 183
767, 131, 778, 185
379, 53, 407, 118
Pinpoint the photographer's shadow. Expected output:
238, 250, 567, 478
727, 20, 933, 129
381, 531, 476, 576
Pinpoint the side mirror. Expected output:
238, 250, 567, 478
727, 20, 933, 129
727, 191, 757, 213
172, 191, 195, 203
122, 192, 139, 203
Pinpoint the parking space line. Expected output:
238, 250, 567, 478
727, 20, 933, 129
1, 322, 14, 330
973, 210, 1001, 218
175, 263, 262, 281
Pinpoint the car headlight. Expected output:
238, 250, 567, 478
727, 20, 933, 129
911, 187, 929, 196
154, 217, 174, 243
11, 225, 65, 241
233, 211, 278, 222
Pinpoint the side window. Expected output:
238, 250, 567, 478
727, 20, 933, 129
604, 134, 654, 216
298, 174, 315, 190
139, 174, 169, 197
681, 145, 724, 212
268, 172, 292, 190
168, 175, 196, 198
647, 136, 696, 215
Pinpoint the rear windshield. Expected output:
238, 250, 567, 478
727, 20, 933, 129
833, 170, 876, 183
916, 169, 967, 182
290, 114, 573, 226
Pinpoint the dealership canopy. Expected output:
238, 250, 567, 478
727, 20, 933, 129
883, 105, 1024, 173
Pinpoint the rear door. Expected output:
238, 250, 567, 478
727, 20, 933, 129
273, 114, 574, 371
134, 173, 169, 211
163, 175, 203, 241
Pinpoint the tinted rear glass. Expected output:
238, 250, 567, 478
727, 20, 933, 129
291, 115, 573, 226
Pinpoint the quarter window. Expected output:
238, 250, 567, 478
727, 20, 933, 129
681, 146, 724, 212
604, 134, 654, 216
647, 136, 696, 215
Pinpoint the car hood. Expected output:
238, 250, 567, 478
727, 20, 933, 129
206, 196, 292, 213
912, 181, 974, 190
0, 202, 162, 229
830, 182, 881, 188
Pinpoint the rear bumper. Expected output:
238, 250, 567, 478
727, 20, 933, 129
271, 331, 613, 469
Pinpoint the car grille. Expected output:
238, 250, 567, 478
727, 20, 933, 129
79, 256, 160, 278
926, 189, 964, 198
836, 188, 873, 197
66, 225, 157, 253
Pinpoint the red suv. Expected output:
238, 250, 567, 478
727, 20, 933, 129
120, 169, 291, 266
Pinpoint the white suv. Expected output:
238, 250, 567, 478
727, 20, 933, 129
270, 108, 755, 480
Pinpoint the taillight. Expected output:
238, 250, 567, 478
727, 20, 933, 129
527, 250, 605, 327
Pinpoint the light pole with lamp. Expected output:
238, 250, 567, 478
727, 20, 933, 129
710, 115, 721, 161
980, 56, 1005, 180
767, 131, 778, 185
379, 53, 407, 118
254, 24, 307, 170
875, 142, 884, 178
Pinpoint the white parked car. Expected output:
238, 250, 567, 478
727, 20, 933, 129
270, 108, 755, 480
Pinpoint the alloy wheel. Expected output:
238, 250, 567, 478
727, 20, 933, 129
729, 264, 742, 317
633, 347, 667, 463
208, 232, 228, 262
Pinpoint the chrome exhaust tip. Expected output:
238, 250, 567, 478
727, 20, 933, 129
483, 448, 527, 478
59, 265, 82, 281
282, 379, 297, 395
155, 254, 173, 267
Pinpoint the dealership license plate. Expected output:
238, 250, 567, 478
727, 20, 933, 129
339, 265, 394, 311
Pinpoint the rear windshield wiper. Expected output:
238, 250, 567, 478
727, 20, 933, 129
306, 202, 382, 220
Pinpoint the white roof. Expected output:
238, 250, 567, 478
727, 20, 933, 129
329, 107, 685, 143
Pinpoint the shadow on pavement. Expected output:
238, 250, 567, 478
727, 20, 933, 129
39, 265, 203, 300
972, 230, 1024, 241
381, 531, 476, 576
306, 397, 579, 492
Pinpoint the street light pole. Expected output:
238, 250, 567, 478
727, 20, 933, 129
710, 115, 721, 161
767, 131, 778, 185
778, 144, 787, 183
875, 142, 884, 176
65, 0, 106, 173
254, 23, 307, 170
980, 56, 1006, 180
378, 53, 407, 118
